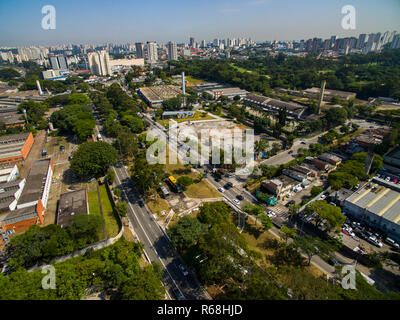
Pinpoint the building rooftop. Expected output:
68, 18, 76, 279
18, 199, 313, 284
346, 183, 400, 225
139, 85, 182, 104
0, 112, 24, 126
2, 205, 37, 226
57, 189, 88, 228
18, 159, 51, 205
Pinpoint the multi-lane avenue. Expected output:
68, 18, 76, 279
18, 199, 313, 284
95, 115, 210, 301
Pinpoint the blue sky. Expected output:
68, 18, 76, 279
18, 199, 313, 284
0, 0, 399, 46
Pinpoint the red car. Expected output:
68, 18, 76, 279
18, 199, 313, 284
341, 229, 350, 236
393, 179, 398, 184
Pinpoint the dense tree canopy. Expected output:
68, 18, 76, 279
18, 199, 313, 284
70, 142, 118, 178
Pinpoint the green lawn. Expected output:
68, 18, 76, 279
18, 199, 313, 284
98, 185, 119, 238
87, 190, 105, 240
88, 190, 101, 216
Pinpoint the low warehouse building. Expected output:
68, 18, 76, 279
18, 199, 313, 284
343, 181, 400, 242
57, 189, 89, 228
0, 132, 34, 166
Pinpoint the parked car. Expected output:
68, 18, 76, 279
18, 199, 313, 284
385, 176, 391, 182
236, 195, 244, 201
368, 236, 383, 248
300, 141, 307, 144
385, 237, 400, 249
319, 194, 326, 200
138, 200, 144, 207
267, 210, 276, 218
218, 187, 225, 193
178, 264, 188, 276
59, 145, 65, 151
88, 177, 96, 183
341, 229, 350, 236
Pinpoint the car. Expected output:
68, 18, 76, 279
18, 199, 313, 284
232, 199, 240, 205
88, 177, 96, 183
329, 202, 336, 206
225, 182, 233, 189
59, 145, 65, 151
319, 194, 326, 200
385, 176, 391, 182
300, 141, 307, 145
178, 264, 188, 276
341, 229, 350, 236
385, 237, 400, 249
328, 258, 339, 266
227, 174, 236, 178
354, 184, 360, 190
267, 210, 276, 218
393, 179, 399, 184
138, 200, 144, 207
236, 195, 244, 201
288, 150, 293, 154
215, 178, 221, 183
218, 187, 225, 193
172, 287, 185, 300
368, 236, 383, 248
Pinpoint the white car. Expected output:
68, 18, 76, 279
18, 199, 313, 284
218, 187, 225, 193
232, 199, 240, 205
267, 210, 276, 218
385, 177, 391, 182
319, 194, 326, 200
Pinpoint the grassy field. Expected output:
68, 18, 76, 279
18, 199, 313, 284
185, 75, 205, 84
241, 217, 324, 278
87, 189, 104, 240
147, 197, 170, 215
229, 63, 270, 79
88, 190, 101, 216
98, 185, 119, 238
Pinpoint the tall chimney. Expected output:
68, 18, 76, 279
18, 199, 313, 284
36, 80, 43, 96
317, 80, 326, 114
182, 72, 185, 108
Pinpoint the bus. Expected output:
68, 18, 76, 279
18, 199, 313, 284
167, 176, 183, 193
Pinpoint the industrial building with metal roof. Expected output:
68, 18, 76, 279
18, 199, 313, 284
0, 132, 34, 166
343, 178, 400, 241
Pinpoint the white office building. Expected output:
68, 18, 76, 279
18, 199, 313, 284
87, 50, 111, 76
146, 41, 158, 63
167, 41, 178, 60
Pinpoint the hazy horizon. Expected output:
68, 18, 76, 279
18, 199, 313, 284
0, 0, 399, 47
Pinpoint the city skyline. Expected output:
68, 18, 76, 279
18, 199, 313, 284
0, 0, 399, 46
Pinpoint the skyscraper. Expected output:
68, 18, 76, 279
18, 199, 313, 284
135, 42, 144, 59
87, 50, 111, 76
167, 41, 178, 60
201, 40, 206, 48
146, 41, 158, 63
190, 37, 195, 48
49, 56, 59, 70
57, 55, 68, 70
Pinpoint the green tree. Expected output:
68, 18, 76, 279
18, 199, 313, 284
279, 225, 297, 244
106, 169, 115, 185
114, 201, 127, 217
258, 214, 273, 231
70, 142, 118, 179
168, 215, 208, 250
